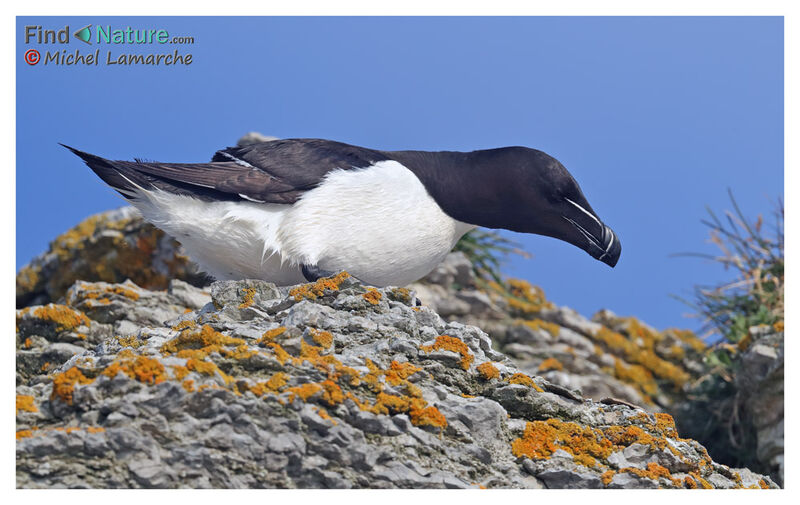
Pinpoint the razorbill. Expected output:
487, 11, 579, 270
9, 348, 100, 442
63, 138, 621, 286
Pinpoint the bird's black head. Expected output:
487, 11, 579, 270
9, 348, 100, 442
395, 146, 621, 267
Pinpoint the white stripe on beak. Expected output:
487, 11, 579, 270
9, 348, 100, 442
598, 230, 615, 261
565, 198, 602, 228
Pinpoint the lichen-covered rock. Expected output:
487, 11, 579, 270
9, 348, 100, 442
17, 207, 707, 415
16, 274, 777, 489
672, 323, 784, 486
736, 327, 783, 483
410, 265, 708, 413
16, 207, 209, 308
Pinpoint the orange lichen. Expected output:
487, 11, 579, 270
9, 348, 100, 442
171, 365, 190, 380
16, 395, 37, 414
385, 361, 422, 385
268, 343, 291, 364
389, 287, 412, 303
15, 212, 194, 302
86, 426, 105, 434
360, 359, 382, 390
476, 362, 500, 380
367, 391, 447, 429
289, 271, 350, 300
237, 287, 257, 309
171, 320, 197, 331
296, 341, 324, 363
287, 383, 323, 402
222, 344, 256, 360
319, 380, 345, 406
511, 422, 556, 459
684, 476, 698, 489
102, 356, 167, 385
510, 416, 704, 482
113, 285, 140, 300
258, 326, 286, 345
773, 321, 784, 333
511, 419, 614, 467
603, 424, 675, 455
23, 338, 33, 349
31, 304, 90, 332
506, 373, 544, 392
668, 345, 685, 359
410, 405, 447, 429
689, 472, 713, 489
500, 279, 554, 315
16, 430, 34, 440
371, 392, 411, 415
240, 339, 447, 431
362, 288, 382, 305
522, 319, 561, 337
51, 367, 94, 404
117, 335, 143, 348
16, 265, 40, 298
758, 479, 769, 489
420, 335, 474, 370
249, 372, 289, 396
182, 380, 195, 392
309, 328, 334, 348
618, 462, 674, 483
626, 318, 663, 348
653, 413, 678, 437
117, 349, 135, 359
593, 326, 691, 389
161, 324, 246, 360
667, 328, 707, 353
185, 358, 232, 383
538, 357, 564, 372
316, 407, 337, 424
612, 359, 658, 399
405, 382, 423, 398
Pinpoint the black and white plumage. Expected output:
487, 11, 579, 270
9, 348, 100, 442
63, 138, 621, 286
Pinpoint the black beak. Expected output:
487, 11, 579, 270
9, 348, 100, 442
561, 199, 622, 268
595, 224, 621, 267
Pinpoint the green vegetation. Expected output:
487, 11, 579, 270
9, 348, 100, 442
453, 229, 530, 285
674, 190, 783, 344
672, 191, 784, 482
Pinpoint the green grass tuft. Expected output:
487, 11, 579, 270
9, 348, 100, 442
672, 190, 783, 344
453, 229, 530, 284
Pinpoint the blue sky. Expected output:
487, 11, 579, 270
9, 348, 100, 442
16, 16, 783, 334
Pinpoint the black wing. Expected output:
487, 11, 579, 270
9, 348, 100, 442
65, 138, 390, 204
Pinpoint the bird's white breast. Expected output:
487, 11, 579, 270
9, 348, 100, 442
126, 160, 474, 286
280, 160, 475, 286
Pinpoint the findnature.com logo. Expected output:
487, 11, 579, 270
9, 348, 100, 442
23, 23, 195, 67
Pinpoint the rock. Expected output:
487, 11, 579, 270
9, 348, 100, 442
16, 207, 209, 308
673, 323, 784, 486
420, 251, 474, 288
15, 204, 778, 488
16, 275, 776, 489
735, 326, 784, 484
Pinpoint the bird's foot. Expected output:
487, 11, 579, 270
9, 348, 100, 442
301, 263, 368, 285
301, 263, 337, 282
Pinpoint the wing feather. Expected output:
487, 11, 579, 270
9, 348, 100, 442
67, 139, 390, 204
